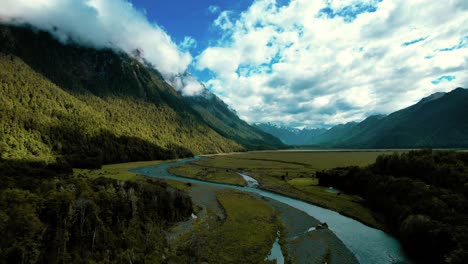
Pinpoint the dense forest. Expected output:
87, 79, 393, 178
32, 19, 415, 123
0, 158, 192, 263
317, 150, 468, 263
0, 24, 284, 170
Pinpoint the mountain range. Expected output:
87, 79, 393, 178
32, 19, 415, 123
256, 88, 468, 148
252, 123, 327, 145
0, 24, 284, 167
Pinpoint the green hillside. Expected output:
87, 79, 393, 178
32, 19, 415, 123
310, 88, 468, 148
0, 24, 283, 167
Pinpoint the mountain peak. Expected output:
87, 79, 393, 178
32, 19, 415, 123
418, 92, 446, 105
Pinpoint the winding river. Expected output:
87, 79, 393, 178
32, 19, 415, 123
130, 157, 410, 264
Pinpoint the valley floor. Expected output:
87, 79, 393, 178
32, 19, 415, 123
168, 150, 397, 230
75, 153, 363, 263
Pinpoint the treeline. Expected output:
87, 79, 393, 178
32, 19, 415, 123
317, 150, 468, 263
0, 158, 193, 263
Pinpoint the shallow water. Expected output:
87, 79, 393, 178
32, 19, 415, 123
266, 236, 284, 264
130, 157, 410, 264
238, 172, 259, 187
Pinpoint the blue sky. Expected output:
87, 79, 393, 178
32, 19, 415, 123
129, 0, 253, 56
2, 0, 468, 128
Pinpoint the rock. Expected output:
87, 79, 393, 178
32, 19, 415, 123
316, 222, 328, 229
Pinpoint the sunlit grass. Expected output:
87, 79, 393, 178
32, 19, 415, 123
169, 164, 246, 186
73, 160, 166, 181
172, 190, 280, 263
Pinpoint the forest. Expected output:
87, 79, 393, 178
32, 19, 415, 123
0, 157, 192, 264
317, 150, 468, 264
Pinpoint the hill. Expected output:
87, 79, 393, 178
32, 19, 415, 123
0, 24, 284, 167
310, 88, 468, 148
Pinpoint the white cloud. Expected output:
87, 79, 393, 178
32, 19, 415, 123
0, 0, 199, 95
208, 5, 220, 14
196, 0, 468, 127
170, 74, 205, 96
179, 36, 197, 50
213, 11, 235, 32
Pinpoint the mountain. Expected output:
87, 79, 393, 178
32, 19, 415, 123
253, 123, 327, 145
310, 88, 468, 148
0, 24, 284, 167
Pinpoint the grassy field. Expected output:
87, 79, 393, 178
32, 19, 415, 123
73, 159, 192, 191
169, 164, 246, 186
170, 190, 281, 263
73, 160, 164, 181
170, 150, 403, 229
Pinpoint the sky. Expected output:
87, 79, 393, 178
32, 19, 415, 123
1, 0, 468, 128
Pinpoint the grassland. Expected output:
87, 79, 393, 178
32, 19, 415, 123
73, 160, 159, 181
169, 164, 246, 186
73, 159, 192, 191
170, 190, 281, 263
170, 150, 403, 229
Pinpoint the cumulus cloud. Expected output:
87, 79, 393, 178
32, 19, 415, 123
0, 0, 199, 95
170, 74, 205, 96
196, 0, 468, 127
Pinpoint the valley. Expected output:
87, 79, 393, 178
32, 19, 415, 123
1, 5, 467, 264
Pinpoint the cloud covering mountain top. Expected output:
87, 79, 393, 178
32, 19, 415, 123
0, 0, 204, 95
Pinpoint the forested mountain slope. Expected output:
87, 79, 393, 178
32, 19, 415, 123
0, 24, 283, 167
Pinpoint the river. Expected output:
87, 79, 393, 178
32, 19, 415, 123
130, 157, 410, 264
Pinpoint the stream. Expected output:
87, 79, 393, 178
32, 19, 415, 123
130, 156, 410, 264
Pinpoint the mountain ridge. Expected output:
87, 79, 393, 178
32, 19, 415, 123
255, 89, 468, 148
253, 123, 327, 145
309, 88, 468, 148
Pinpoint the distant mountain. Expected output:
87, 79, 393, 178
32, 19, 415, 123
0, 24, 284, 167
310, 88, 468, 148
187, 91, 285, 150
253, 123, 327, 145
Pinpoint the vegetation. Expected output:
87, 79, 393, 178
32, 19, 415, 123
74, 160, 192, 191
168, 151, 393, 229
74, 160, 167, 181
0, 158, 193, 264
170, 190, 281, 263
317, 150, 468, 264
0, 24, 286, 263
169, 163, 246, 186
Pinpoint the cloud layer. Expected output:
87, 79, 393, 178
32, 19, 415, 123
196, 0, 468, 127
0, 0, 201, 94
